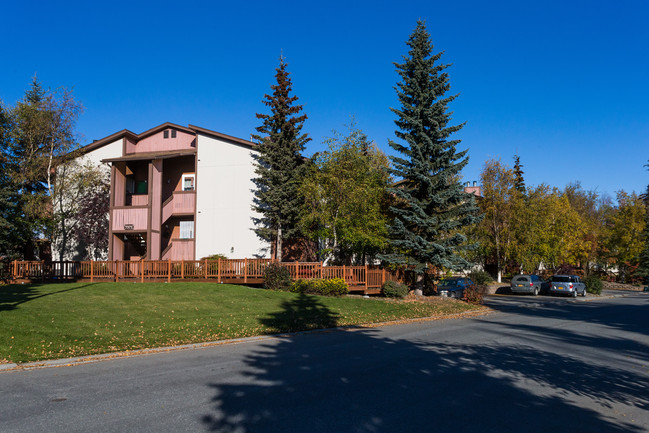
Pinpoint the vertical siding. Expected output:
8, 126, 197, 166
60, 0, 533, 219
112, 235, 124, 261
127, 130, 196, 154
113, 165, 126, 207
112, 208, 149, 231
150, 160, 163, 260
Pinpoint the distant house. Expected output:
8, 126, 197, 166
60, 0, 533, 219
71, 122, 269, 261
464, 181, 481, 197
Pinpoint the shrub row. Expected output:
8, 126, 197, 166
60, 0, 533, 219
382, 281, 410, 298
584, 275, 603, 295
463, 284, 486, 304
290, 278, 349, 297
263, 263, 292, 291
468, 270, 493, 286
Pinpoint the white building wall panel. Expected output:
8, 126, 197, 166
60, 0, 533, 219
195, 134, 269, 259
55, 139, 123, 261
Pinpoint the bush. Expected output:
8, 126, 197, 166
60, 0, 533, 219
263, 263, 292, 291
201, 254, 228, 261
468, 270, 493, 286
382, 281, 410, 299
463, 284, 486, 304
290, 278, 349, 297
584, 275, 603, 295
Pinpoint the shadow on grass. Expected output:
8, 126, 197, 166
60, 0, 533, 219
0, 283, 95, 312
258, 293, 340, 333
201, 292, 647, 432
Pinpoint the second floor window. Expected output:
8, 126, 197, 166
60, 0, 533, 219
182, 174, 195, 191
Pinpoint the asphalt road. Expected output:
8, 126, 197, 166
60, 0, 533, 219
1, 292, 648, 433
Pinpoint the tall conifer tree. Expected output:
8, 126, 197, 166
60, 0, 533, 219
636, 162, 649, 281
252, 56, 310, 261
513, 154, 526, 194
383, 21, 480, 272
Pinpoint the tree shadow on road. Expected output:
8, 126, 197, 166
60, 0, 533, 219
485, 294, 649, 341
201, 294, 648, 433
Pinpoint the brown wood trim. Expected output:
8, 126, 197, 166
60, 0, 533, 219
146, 161, 153, 260
108, 165, 116, 260
193, 144, 198, 261
188, 124, 255, 148
112, 205, 149, 210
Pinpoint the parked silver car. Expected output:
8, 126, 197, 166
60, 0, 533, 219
511, 274, 544, 295
549, 274, 586, 297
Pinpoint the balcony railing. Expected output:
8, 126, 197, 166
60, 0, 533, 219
8, 259, 406, 294
162, 191, 195, 222
112, 207, 149, 231
161, 238, 195, 261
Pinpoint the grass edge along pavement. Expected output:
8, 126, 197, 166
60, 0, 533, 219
0, 282, 485, 365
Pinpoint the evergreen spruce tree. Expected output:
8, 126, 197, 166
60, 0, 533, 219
636, 163, 649, 281
513, 154, 526, 194
382, 21, 481, 273
252, 56, 310, 261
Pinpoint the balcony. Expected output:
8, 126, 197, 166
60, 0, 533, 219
162, 191, 195, 223
126, 194, 148, 206
112, 207, 149, 232
161, 238, 195, 260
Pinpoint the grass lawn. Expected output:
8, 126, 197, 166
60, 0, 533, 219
0, 282, 484, 364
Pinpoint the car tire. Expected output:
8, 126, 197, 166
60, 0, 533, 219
572, 290, 577, 298
582, 290, 586, 297
533, 287, 539, 296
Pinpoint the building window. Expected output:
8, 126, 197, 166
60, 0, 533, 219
182, 174, 195, 191
171, 129, 177, 138
179, 221, 194, 239
163, 130, 169, 139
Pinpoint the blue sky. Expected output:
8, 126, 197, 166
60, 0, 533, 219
2, 0, 648, 199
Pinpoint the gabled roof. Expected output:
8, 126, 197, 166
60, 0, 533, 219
75, 122, 255, 156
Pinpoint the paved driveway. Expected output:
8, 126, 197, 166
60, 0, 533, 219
1, 292, 647, 432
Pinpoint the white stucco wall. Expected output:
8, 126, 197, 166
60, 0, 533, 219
54, 139, 123, 261
195, 134, 269, 259
78, 139, 123, 172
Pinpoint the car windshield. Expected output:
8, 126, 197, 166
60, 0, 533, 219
551, 276, 571, 282
439, 279, 460, 287
513, 276, 529, 282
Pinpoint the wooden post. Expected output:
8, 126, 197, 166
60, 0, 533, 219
204, 258, 208, 279
181, 260, 185, 280
115, 261, 119, 282
12, 260, 16, 280
382, 268, 386, 286
217, 258, 221, 283
90, 260, 94, 283
141, 260, 144, 283
365, 264, 368, 293
295, 261, 299, 280
167, 260, 171, 283
244, 258, 248, 283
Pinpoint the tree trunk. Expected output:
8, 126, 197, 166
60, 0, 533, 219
276, 224, 282, 262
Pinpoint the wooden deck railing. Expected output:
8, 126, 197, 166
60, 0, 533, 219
8, 259, 402, 294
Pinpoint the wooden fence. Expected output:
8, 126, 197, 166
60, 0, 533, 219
8, 259, 404, 294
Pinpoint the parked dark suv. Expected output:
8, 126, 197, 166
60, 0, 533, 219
437, 277, 476, 299
511, 274, 545, 296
